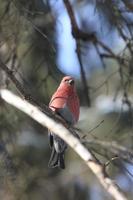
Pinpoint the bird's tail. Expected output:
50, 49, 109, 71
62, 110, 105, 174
48, 147, 65, 169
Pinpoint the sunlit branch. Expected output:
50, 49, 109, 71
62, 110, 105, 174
0, 89, 127, 200
0, 60, 128, 200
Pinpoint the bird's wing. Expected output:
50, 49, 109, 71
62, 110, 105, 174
57, 105, 75, 125
67, 94, 80, 123
49, 89, 79, 124
49, 93, 68, 110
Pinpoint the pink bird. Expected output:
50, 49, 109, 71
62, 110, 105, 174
48, 76, 80, 169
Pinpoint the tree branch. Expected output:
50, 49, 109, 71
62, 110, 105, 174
0, 60, 127, 200
63, 0, 127, 68
0, 88, 127, 200
63, 0, 91, 106
0, 89, 128, 200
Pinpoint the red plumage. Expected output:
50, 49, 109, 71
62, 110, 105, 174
49, 76, 79, 123
48, 76, 80, 169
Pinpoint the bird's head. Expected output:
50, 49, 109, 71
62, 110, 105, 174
60, 76, 75, 89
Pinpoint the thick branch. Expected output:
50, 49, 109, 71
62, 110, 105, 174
0, 89, 127, 200
0, 60, 127, 199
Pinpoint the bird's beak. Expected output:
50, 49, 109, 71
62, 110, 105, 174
68, 79, 74, 85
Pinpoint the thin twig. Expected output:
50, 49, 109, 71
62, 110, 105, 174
83, 139, 133, 164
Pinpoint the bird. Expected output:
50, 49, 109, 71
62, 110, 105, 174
48, 76, 80, 169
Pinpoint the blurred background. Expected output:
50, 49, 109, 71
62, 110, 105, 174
0, 0, 133, 199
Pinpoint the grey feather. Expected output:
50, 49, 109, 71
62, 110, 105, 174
48, 104, 76, 169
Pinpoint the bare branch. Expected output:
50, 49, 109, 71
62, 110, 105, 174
0, 59, 128, 199
63, 0, 91, 106
0, 88, 127, 200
